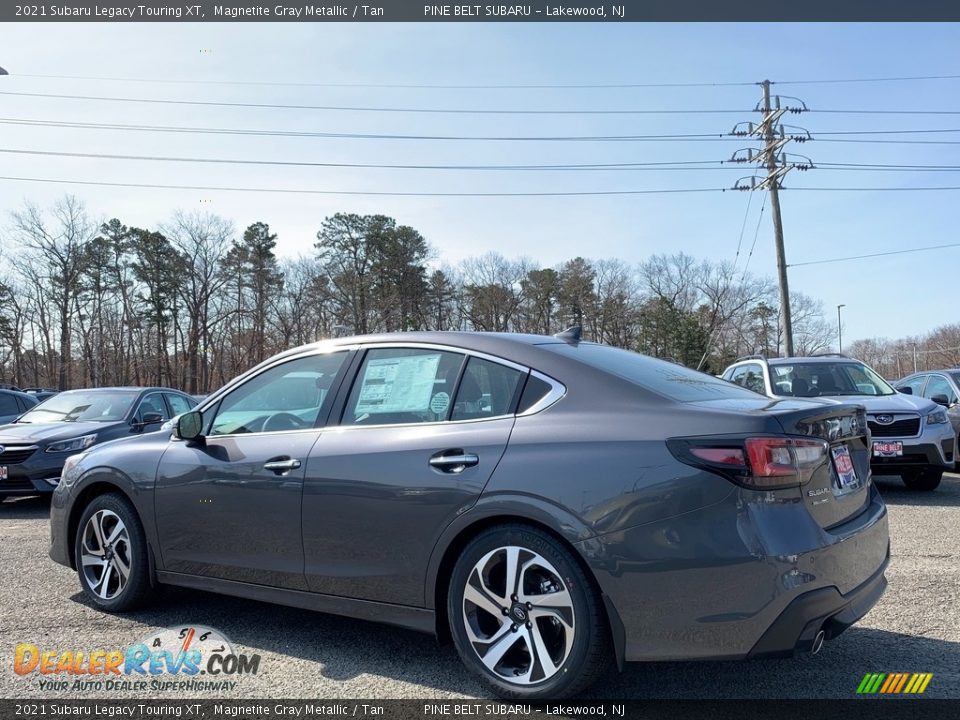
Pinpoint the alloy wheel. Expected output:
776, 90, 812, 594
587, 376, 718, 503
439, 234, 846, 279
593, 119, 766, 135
461, 546, 575, 685
80, 509, 132, 600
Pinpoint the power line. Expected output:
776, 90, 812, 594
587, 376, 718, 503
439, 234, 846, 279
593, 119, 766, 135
813, 109, 960, 116
0, 175, 725, 198
5, 72, 759, 90
0, 117, 736, 143
11, 71, 960, 89
733, 191, 754, 268
741, 194, 767, 276
792, 185, 960, 191
775, 74, 960, 86
0, 91, 748, 116
790, 242, 960, 268
0, 147, 739, 171
7, 116, 960, 143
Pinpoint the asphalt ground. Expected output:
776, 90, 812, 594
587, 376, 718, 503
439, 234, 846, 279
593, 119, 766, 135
1, 473, 958, 700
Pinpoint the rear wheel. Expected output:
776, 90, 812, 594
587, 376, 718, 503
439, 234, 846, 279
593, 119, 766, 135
74, 493, 155, 611
901, 469, 943, 491
447, 524, 610, 699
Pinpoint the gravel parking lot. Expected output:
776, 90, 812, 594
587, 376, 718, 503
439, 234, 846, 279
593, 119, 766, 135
2, 474, 958, 700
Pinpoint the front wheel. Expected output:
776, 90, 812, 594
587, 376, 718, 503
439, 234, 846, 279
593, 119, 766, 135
74, 493, 155, 611
901, 469, 943, 491
447, 524, 611, 699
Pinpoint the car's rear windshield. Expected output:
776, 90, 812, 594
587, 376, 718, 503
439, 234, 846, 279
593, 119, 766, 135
545, 343, 764, 402
17, 390, 138, 423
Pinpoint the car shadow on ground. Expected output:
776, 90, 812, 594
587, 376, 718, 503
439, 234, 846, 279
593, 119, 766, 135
67, 586, 959, 699
874, 473, 960, 507
0, 494, 51, 519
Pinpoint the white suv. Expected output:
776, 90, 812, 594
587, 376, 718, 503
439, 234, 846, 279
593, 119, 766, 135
721, 354, 956, 491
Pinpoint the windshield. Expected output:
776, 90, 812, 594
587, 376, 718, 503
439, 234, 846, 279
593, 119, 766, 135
546, 343, 766, 402
17, 390, 138, 423
770, 362, 895, 397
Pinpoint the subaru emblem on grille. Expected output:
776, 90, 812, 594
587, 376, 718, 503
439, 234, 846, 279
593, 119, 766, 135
874, 415, 895, 425
0, 445, 5, 455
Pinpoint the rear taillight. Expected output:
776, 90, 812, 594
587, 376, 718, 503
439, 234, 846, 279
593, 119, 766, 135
668, 436, 829, 489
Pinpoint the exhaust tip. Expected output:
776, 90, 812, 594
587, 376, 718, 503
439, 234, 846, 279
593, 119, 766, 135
811, 630, 826, 655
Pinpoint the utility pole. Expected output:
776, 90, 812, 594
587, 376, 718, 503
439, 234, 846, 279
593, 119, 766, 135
731, 81, 811, 358
837, 304, 845, 352
761, 80, 794, 356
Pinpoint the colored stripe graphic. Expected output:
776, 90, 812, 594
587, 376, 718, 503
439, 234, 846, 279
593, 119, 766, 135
857, 672, 932, 694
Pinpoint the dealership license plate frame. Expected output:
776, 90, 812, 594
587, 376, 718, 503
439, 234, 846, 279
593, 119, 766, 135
831, 444, 859, 489
873, 440, 904, 458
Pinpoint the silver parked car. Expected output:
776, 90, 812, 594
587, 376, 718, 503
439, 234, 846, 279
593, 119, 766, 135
722, 354, 956, 491
895, 370, 960, 448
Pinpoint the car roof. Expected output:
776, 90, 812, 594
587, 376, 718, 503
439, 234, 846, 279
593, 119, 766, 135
54, 387, 187, 394
766, 356, 862, 365
0, 388, 34, 400
275, 331, 570, 363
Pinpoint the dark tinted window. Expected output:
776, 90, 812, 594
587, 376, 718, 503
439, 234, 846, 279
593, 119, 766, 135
517, 374, 552, 413
451, 357, 524, 421
0, 394, 19, 415
345, 348, 464, 426
547, 344, 762, 402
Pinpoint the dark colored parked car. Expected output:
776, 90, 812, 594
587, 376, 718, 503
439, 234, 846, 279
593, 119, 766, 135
0, 388, 38, 424
50, 332, 889, 699
0, 387, 196, 497
23, 387, 59, 402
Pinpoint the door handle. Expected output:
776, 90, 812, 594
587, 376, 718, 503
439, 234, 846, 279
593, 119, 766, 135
263, 458, 302, 474
429, 451, 479, 474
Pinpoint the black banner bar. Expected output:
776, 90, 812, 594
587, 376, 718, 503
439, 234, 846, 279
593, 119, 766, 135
3, 1, 960, 22
1, 700, 956, 720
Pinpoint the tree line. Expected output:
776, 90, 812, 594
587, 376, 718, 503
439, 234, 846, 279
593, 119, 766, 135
0, 195, 837, 393
846, 325, 960, 381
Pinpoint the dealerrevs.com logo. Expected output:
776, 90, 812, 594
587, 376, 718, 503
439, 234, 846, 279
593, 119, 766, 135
14, 626, 260, 692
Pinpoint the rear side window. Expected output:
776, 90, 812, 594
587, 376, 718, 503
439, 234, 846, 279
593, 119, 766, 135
451, 357, 524, 421
517, 374, 553, 413
0, 394, 18, 415
345, 348, 465, 426
547, 343, 763, 402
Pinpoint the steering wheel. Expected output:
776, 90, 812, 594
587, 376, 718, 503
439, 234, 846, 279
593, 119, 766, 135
262, 412, 309, 432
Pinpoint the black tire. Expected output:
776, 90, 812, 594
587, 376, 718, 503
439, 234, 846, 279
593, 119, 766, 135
901, 469, 943, 491
74, 493, 155, 611
447, 524, 611, 699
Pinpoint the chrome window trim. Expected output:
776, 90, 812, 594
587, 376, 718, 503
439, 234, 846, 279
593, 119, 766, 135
517, 370, 566, 417
186, 340, 566, 439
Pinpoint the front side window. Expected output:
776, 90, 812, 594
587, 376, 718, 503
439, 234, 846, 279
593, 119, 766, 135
924, 375, 957, 404
451, 356, 524, 421
166, 393, 194, 417
897, 375, 927, 396
344, 348, 464, 426
729, 364, 766, 394
18, 390, 138, 423
210, 352, 348, 435
0, 394, 18, 415
133, 392, 170, 424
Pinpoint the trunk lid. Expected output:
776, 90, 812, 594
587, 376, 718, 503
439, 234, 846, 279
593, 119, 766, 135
773, 402, 872, 529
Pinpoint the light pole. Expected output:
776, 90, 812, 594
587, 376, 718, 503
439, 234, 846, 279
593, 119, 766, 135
836, 304, 846, 352
910, 342, 918, 373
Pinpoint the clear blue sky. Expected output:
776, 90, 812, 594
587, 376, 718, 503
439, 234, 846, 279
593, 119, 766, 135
1, 22, 958, 346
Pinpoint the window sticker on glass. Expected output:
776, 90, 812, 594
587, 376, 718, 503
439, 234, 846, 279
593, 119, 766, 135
355, 353, 442, 416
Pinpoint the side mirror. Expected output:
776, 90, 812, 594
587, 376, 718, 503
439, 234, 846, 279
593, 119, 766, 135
931, 394, 951, 407
898, 386, 913, 395
175, 410, 205, 442
142, 412, 164, 425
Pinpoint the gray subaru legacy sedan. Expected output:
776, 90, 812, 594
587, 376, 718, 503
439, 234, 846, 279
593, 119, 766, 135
50, 331, 889, 699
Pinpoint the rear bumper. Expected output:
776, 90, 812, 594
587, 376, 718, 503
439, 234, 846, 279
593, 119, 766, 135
748, 549, 889, 658
579, 480, 890, 663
